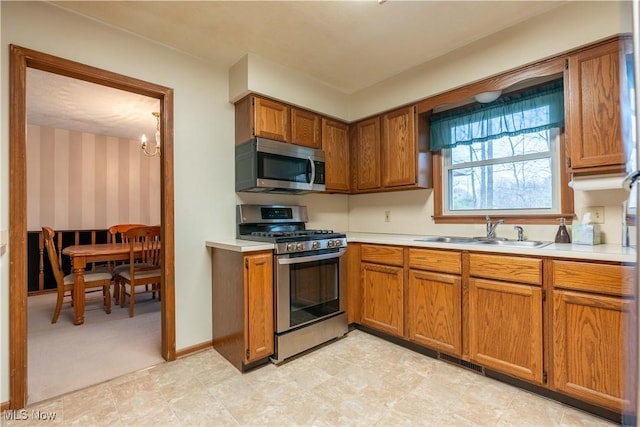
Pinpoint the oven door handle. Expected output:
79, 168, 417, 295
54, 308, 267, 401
277, 249, 345, 265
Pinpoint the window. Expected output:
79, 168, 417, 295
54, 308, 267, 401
430, 80, 566, 219
443, 129, 560, 214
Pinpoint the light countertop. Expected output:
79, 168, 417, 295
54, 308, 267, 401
347, 232, 635, 263
205, 239, 274, 253
206, 233, 636, 263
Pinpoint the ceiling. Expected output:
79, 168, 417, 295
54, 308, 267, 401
27, 69, 160, 141
28, 0, 568, 139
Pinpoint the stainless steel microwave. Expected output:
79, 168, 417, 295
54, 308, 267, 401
235, 137, 326, 194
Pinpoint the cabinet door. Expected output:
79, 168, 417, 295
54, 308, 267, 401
382, 106, 417, 187
244, 252, 274, 362
352, 117, 381, 191
291, 107, 321, 149
468, 278, 543, 383
253, 96, 291, 142
361, 262, 403, 336
567, 39, 625, 172
408, 270, 461, 356
552, 289, 635, 412
322, 118, 350, 192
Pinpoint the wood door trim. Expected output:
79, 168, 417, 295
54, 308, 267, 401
9, 44, 176, 409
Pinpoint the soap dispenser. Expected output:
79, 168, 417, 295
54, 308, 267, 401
554, 218, 571, 244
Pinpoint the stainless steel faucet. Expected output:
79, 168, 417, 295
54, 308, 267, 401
514, 226, 524, 241
485, 215, 504, 239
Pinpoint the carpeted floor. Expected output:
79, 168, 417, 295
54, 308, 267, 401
27, 291, 164, 404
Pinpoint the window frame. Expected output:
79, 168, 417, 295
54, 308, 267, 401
417, 56, 574, 225
441, 128, 562, 217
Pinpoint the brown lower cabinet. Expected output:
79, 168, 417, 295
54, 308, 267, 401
360, 244, 404, 336
211, 249, 274, 371
468, 278, 543, 384
467, 253, 544, 384
408, 270, 461, 355
551, 260, 636, 413
361, 262, 404, 337
407, 248, 462, 356
351, 243, 634, 418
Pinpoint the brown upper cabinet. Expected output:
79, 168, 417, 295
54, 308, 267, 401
382, 106, 418, 187
235, 95, 291, 144
291, 107, 321, 149
566, 37, 629, 174
351, 117, 382, 191
322, 118, 350, 193
350, 105, 431, 193
235, 94, 324, 149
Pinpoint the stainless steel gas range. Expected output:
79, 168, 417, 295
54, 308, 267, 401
237, 204, 348, 363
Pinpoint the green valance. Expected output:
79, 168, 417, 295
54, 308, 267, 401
429, 80, 564, 152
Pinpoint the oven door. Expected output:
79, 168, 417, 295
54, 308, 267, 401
275, 248, 346, 333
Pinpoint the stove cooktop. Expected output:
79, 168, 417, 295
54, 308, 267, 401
239, 229, 345, 243
236, 204, 347, 253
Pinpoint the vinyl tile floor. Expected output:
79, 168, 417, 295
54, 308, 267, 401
2, 329, 617, 427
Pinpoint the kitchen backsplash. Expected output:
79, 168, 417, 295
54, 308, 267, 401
237, 186, 627, 244
344, 188, 629, 245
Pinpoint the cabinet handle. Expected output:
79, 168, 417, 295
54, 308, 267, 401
412, 271, 457, 285
365, 264, 400, 275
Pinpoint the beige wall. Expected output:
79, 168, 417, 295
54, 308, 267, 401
27, 124, 161, 232
0, 0, 632, 405
348, 1, 631, 120
1, 0, 236, 403
345, 1, 632, 245
228, 1, 632, 245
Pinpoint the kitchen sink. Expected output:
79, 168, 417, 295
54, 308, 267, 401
415, 236, 552, 248
414, 236, 478, 244
474, 239, 552, 248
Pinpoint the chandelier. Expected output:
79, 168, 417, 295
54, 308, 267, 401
140, 112, 160, 156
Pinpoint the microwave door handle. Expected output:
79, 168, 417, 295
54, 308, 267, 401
307, 156, 315, 190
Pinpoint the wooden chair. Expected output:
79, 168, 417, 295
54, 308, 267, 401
42, 226, 112, 324
107, 223, 146, 300
116, 225, 161, 317
107, 224, 147, 245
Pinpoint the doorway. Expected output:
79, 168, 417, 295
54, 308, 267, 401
9, 45, 176, 409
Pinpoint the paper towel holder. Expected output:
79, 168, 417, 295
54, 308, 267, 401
568, 173, 629, 192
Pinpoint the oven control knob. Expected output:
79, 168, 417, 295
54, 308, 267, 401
312, 241, 320, 249
327, 240, 334, 247
286, 243, 295, 252
333, 240, 342, 247
296, 243, 304, 251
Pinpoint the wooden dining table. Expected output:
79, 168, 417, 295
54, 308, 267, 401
62, 242, 133, 325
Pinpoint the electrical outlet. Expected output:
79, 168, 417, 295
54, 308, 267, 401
583, 206, 605, 224
384, 210, 391, 222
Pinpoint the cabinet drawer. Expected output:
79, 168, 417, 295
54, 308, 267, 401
409, 248, 461, 274
470, 253, 542, 286
552, 260, 634, 296
361, 244, 404, 267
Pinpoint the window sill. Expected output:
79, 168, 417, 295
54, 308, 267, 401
432, 214, 574, 225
